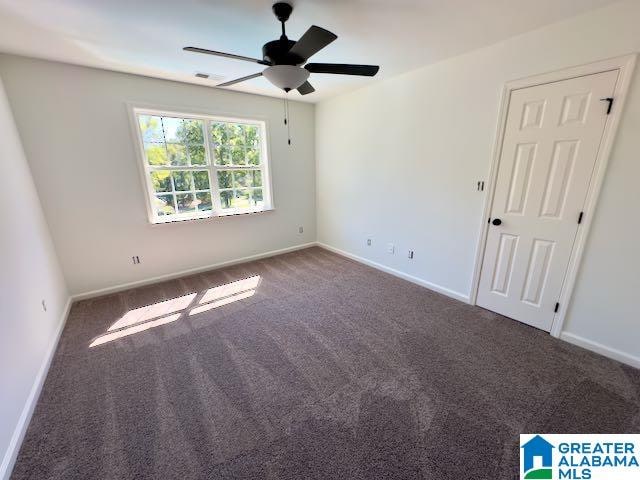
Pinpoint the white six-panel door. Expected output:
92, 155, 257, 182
477, 70, 618, 331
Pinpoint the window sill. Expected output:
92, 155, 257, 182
150, 207, 274, 225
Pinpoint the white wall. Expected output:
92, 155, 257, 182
316, 0, 640, 364
0, 55, 316, 296
0, 77, 69, 479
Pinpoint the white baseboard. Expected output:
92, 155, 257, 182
72, 242, 318, 301
0, 297, 72, 480
560, 332, 640, 368
317, 242, 470, 304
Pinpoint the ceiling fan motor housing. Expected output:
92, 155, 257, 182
262, 39, 303, 66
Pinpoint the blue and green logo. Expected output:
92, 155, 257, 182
521, 435, 554, 479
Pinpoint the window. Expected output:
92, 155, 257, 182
133, 108, 272, 223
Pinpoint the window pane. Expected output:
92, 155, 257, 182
233, 170, 248, 188
232, 189, 251, 209
196, 192, 212, 211
214, 145, 230, 166
154, 195, 175, 216
228, 124, 245, 146
193, 170, 210, 190
139, 115, 164, 143
150, 170, 172, 193
188, 145, 206, 165
217, 170, 232, 189
172, 171, 193, 191
167, 143, 188, 166
246, 147, 260, 165
210, 123, 229, 144
220, 190, 233, 209
161, 117, 183, 143
252, 189, 264, 207
180, 119, 204, 144
249, 170, 262, 188
231, 146, 245, 165
144, 143, 169, 166
176, 193, 196, 213
244, 125, 259, 146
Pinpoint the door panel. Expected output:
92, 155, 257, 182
539, 140, 578, 218
491, 233, 518, 295
505, 143, 536, 214
477, 70, 618, 331
520, 239, 554, 306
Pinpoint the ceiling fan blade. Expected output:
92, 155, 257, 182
184, 47, 270, 65
217, 72, 263, 87
289, 26, 337, 61
305, 63, 379, 76
297, 81, 315, 95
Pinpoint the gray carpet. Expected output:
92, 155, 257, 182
11, 247, 640, 479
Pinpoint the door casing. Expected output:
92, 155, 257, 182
470, 54, 637, 338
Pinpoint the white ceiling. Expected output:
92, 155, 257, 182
0, 0, 619, 103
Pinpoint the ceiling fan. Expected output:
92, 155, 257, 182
184, 2, 379, 95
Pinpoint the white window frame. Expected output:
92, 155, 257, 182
130, 106, 274, 224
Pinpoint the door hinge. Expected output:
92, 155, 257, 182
554, 302, 560, 313
578, 211, 584, 224
600, 97, 614, 115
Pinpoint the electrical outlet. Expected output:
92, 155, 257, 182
298, 226, 304, 234
132, 255, 140, 265
387, 243, 395, 254
366, 236, 373, 246
408, 250, 414, 259
41, 300, 47, 312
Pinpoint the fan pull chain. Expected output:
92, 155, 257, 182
283, 96, 287, 126
286, 96, 291, 145
283, 93, 291, 145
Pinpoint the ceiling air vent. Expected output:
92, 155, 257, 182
194, 72, 225, 82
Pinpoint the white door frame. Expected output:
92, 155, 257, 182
470, 53, 637, 337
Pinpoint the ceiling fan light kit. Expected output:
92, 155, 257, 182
183, 1, 379, 96
263, 65, 310, 91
